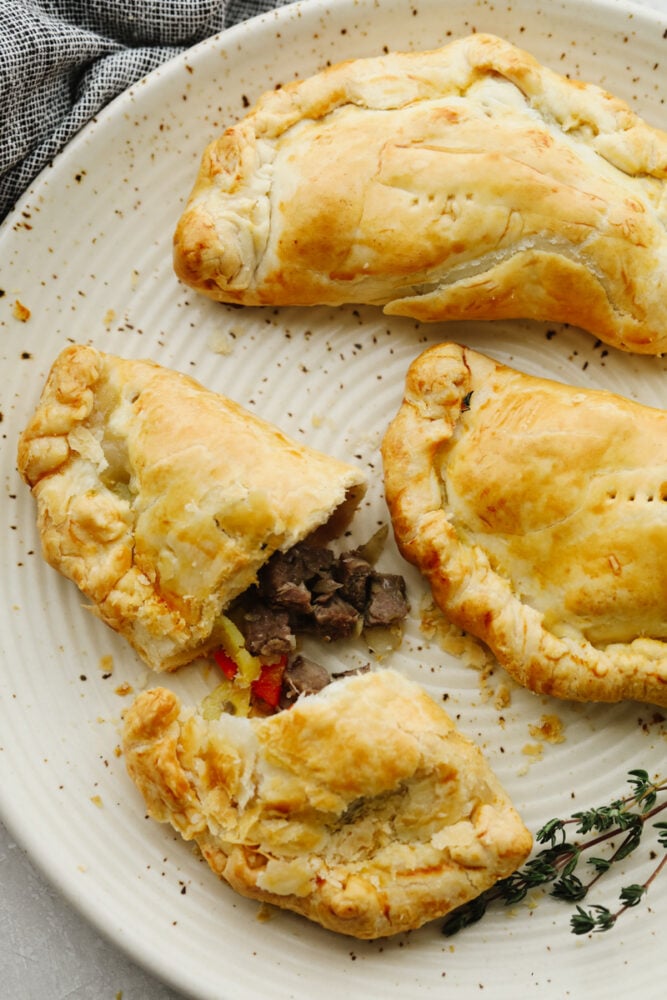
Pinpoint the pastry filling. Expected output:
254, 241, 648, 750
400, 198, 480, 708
204, 530, 409, 718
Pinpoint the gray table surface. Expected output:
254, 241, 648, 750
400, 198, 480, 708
2, 1, 667, 997
0, 826, 184, 999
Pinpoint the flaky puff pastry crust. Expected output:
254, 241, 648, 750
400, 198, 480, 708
174, 33, 667, 354
381, 343, 667, 707
17, 345, 366, 671
122, 669, 531, 939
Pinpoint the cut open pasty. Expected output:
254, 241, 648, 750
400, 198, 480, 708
381, 342, 667, 706
174, 32, 667, 355
122, 668, 532, 939
17, 345, 366, 671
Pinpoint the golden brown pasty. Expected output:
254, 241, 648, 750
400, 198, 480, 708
122, 668, 532, 939
173, 32, 667, 355
17, 345, 366, 671
381, 343, 667, 707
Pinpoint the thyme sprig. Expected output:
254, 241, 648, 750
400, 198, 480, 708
442, 769, 667, 938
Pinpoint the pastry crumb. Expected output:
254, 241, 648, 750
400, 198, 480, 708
420, 597, 492, 671
99, 653, 114, 673
420, 598, 515, 709
12, 299, 31, 321
529, 713, 565, 744
521, 742, 544, 760
114, 682, 134, 697
103, 308, 116, 327
494, 683, 511, 710
256, 902, 273, 923
90, 795, 103, 808
207, 328, 235, 355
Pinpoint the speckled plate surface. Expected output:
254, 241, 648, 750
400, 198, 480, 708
1, 1, 667, 997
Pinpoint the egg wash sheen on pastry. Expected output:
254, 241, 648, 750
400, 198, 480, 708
382, 343, 667, 707
174, 32, 667, 354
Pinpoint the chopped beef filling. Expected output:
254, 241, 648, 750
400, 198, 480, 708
259, 543, 333, 614
279, 654, 332, 709
230, 536, 409, 712
241, 604, 295, 658
311, 593, 360, 641
364, 574, 410, 628
279, 658, 371, 710
331, 664, 371, 680
337, 549, 374, 608
238, 540, 408, 648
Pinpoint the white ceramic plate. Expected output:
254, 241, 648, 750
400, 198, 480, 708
1, 1, 666, 997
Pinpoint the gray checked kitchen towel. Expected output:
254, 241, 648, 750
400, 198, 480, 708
0, 0, 288, 222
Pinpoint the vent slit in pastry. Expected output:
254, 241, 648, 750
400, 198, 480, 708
122, 669, 532, 939
381, 342, 667, 706
174, 33, 667, 354
17, 344, 367, 671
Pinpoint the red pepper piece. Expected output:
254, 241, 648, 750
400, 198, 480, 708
251, 655, 288, 708
213, 648, 238, 680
